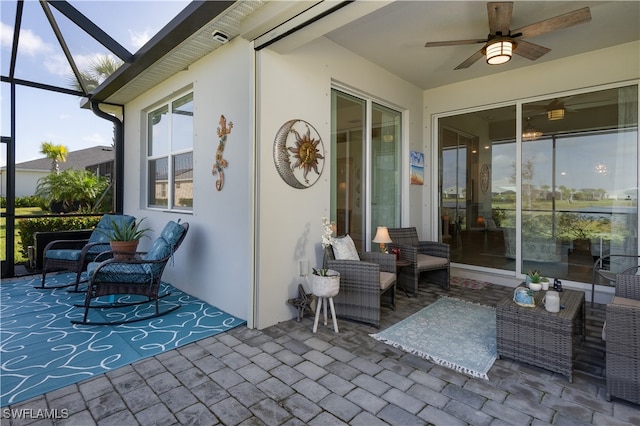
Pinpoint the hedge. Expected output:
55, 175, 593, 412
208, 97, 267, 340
16, 216, 102, 258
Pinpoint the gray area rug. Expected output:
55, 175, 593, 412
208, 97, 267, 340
371, 296, 496, 379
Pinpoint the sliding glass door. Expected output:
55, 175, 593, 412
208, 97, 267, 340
439, 84, 638, 284
331, 89, 401, 250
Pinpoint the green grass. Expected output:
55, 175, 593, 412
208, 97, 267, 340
0, 207, 44, 263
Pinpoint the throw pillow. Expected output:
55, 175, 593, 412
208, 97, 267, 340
331, 235, 359, 260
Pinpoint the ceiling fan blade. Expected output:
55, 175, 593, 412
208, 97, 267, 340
425, 39, 486, 47
513, 7, 591, 39
454, 48, 485, 70
488, 2, 514, 35
514, 39, 551, 60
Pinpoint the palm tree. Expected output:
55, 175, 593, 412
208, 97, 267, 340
70, 55, 122, 93
39, 142, 68, 174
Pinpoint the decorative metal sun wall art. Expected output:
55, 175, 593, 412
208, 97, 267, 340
273, 119, 325, 189
212, 115, 233, 191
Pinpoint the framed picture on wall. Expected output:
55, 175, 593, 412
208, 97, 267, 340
410, 151, 424, 185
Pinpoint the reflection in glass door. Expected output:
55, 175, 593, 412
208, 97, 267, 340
438, 84, 638, 286
439, 106, 516, 272
371, 103, 401, 238
332, 91, 365, 249
331, 89, 401, 250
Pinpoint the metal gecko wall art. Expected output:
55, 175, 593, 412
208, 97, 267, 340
212, 115, 233, 191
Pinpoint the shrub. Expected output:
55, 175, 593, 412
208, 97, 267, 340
16, 216, 102, 258
1, 196, 47, 208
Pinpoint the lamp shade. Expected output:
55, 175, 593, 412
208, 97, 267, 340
485, 39, 514, 65
547, 108, 565, 120
373, 226, 392, 244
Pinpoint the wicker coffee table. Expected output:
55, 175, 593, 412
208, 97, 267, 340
496, 287, 585, 382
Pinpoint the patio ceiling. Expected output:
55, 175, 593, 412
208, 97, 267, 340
94, 0, 639, 104
3, 1, 639, 107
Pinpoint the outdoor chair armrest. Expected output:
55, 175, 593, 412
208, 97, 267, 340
388, 242, 418, 262
417, 241, 450, 259
360, 252, 396, 273
327, 259, 380, 288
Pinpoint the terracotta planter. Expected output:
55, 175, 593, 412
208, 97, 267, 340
109, 240, 139, 261
311, 271, 340, 298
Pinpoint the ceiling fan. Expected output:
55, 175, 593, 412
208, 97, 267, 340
425, 2, 592, 70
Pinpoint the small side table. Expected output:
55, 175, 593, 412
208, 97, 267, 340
396, 260, 411, 297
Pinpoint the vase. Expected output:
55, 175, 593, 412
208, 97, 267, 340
109, 240, 139, 261
311, 270, 340, 298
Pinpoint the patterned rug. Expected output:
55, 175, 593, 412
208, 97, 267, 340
450, 276, 490, 290
0, 273, 246, 407
371, 297, 496, 379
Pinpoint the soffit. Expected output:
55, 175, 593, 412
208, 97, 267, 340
95, 0, 268, 105
94, 0, 328, 106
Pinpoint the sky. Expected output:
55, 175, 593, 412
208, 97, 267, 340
1, 0, 190, 166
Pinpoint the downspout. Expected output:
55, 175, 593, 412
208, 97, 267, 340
89, 100, 124, 214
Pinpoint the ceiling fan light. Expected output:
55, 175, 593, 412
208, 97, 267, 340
522, 117, 543, 141
485, 39, 513, 65
547, 108, 565, 120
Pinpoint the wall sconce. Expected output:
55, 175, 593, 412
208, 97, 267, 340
547, 108, 565, 120
484, 38, 515, 65
373, 226, 392, 253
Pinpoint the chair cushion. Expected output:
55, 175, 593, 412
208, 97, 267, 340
610, 296, 640, 308
88, 261, 151, 283
331, 235, 359, 261
88, 214, 135, 243
46, 249, 81, 261
380, 271, 396, 291
417, 253, 448, 269
143, 221, 185, 262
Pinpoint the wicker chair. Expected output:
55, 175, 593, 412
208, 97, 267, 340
605, 274, 640, 404
326, 246, 396, 329
592, 254, 640, 306
387, 227, 450, 295
72, 220, 189, 325
37, 214, 136, 291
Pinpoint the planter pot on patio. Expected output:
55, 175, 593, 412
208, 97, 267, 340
109, 240, 139, 261
311, 271, 340, 298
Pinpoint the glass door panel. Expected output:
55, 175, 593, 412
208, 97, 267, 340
331, 90, 402, 251
371, 103, 401, 238
332, 90, 365, 250
439, 106, 516, 271
523, 85, 638, 283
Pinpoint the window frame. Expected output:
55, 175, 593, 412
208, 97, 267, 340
145, 91, 194, 212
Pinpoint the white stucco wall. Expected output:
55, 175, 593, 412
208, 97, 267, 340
0, 169, 48, 198
122, 37, 254, 323
255, 37, 423, 329
424, 41, 640, 118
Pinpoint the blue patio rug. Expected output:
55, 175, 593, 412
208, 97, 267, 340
0, 273, 246, 407
371, 296, 496, 379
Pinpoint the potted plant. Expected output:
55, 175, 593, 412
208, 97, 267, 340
526, 270, 542, 291
540, 276, 550, 291
106, 217, 152, 260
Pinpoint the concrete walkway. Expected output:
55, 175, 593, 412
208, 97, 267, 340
2, 278, 640, 425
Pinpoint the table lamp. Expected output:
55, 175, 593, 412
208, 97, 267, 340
373, 226, 392, 253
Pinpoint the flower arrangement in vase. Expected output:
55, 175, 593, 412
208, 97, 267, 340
311, 216, 340, 297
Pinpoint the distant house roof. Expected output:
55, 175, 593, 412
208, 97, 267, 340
5, 146, 114, 172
